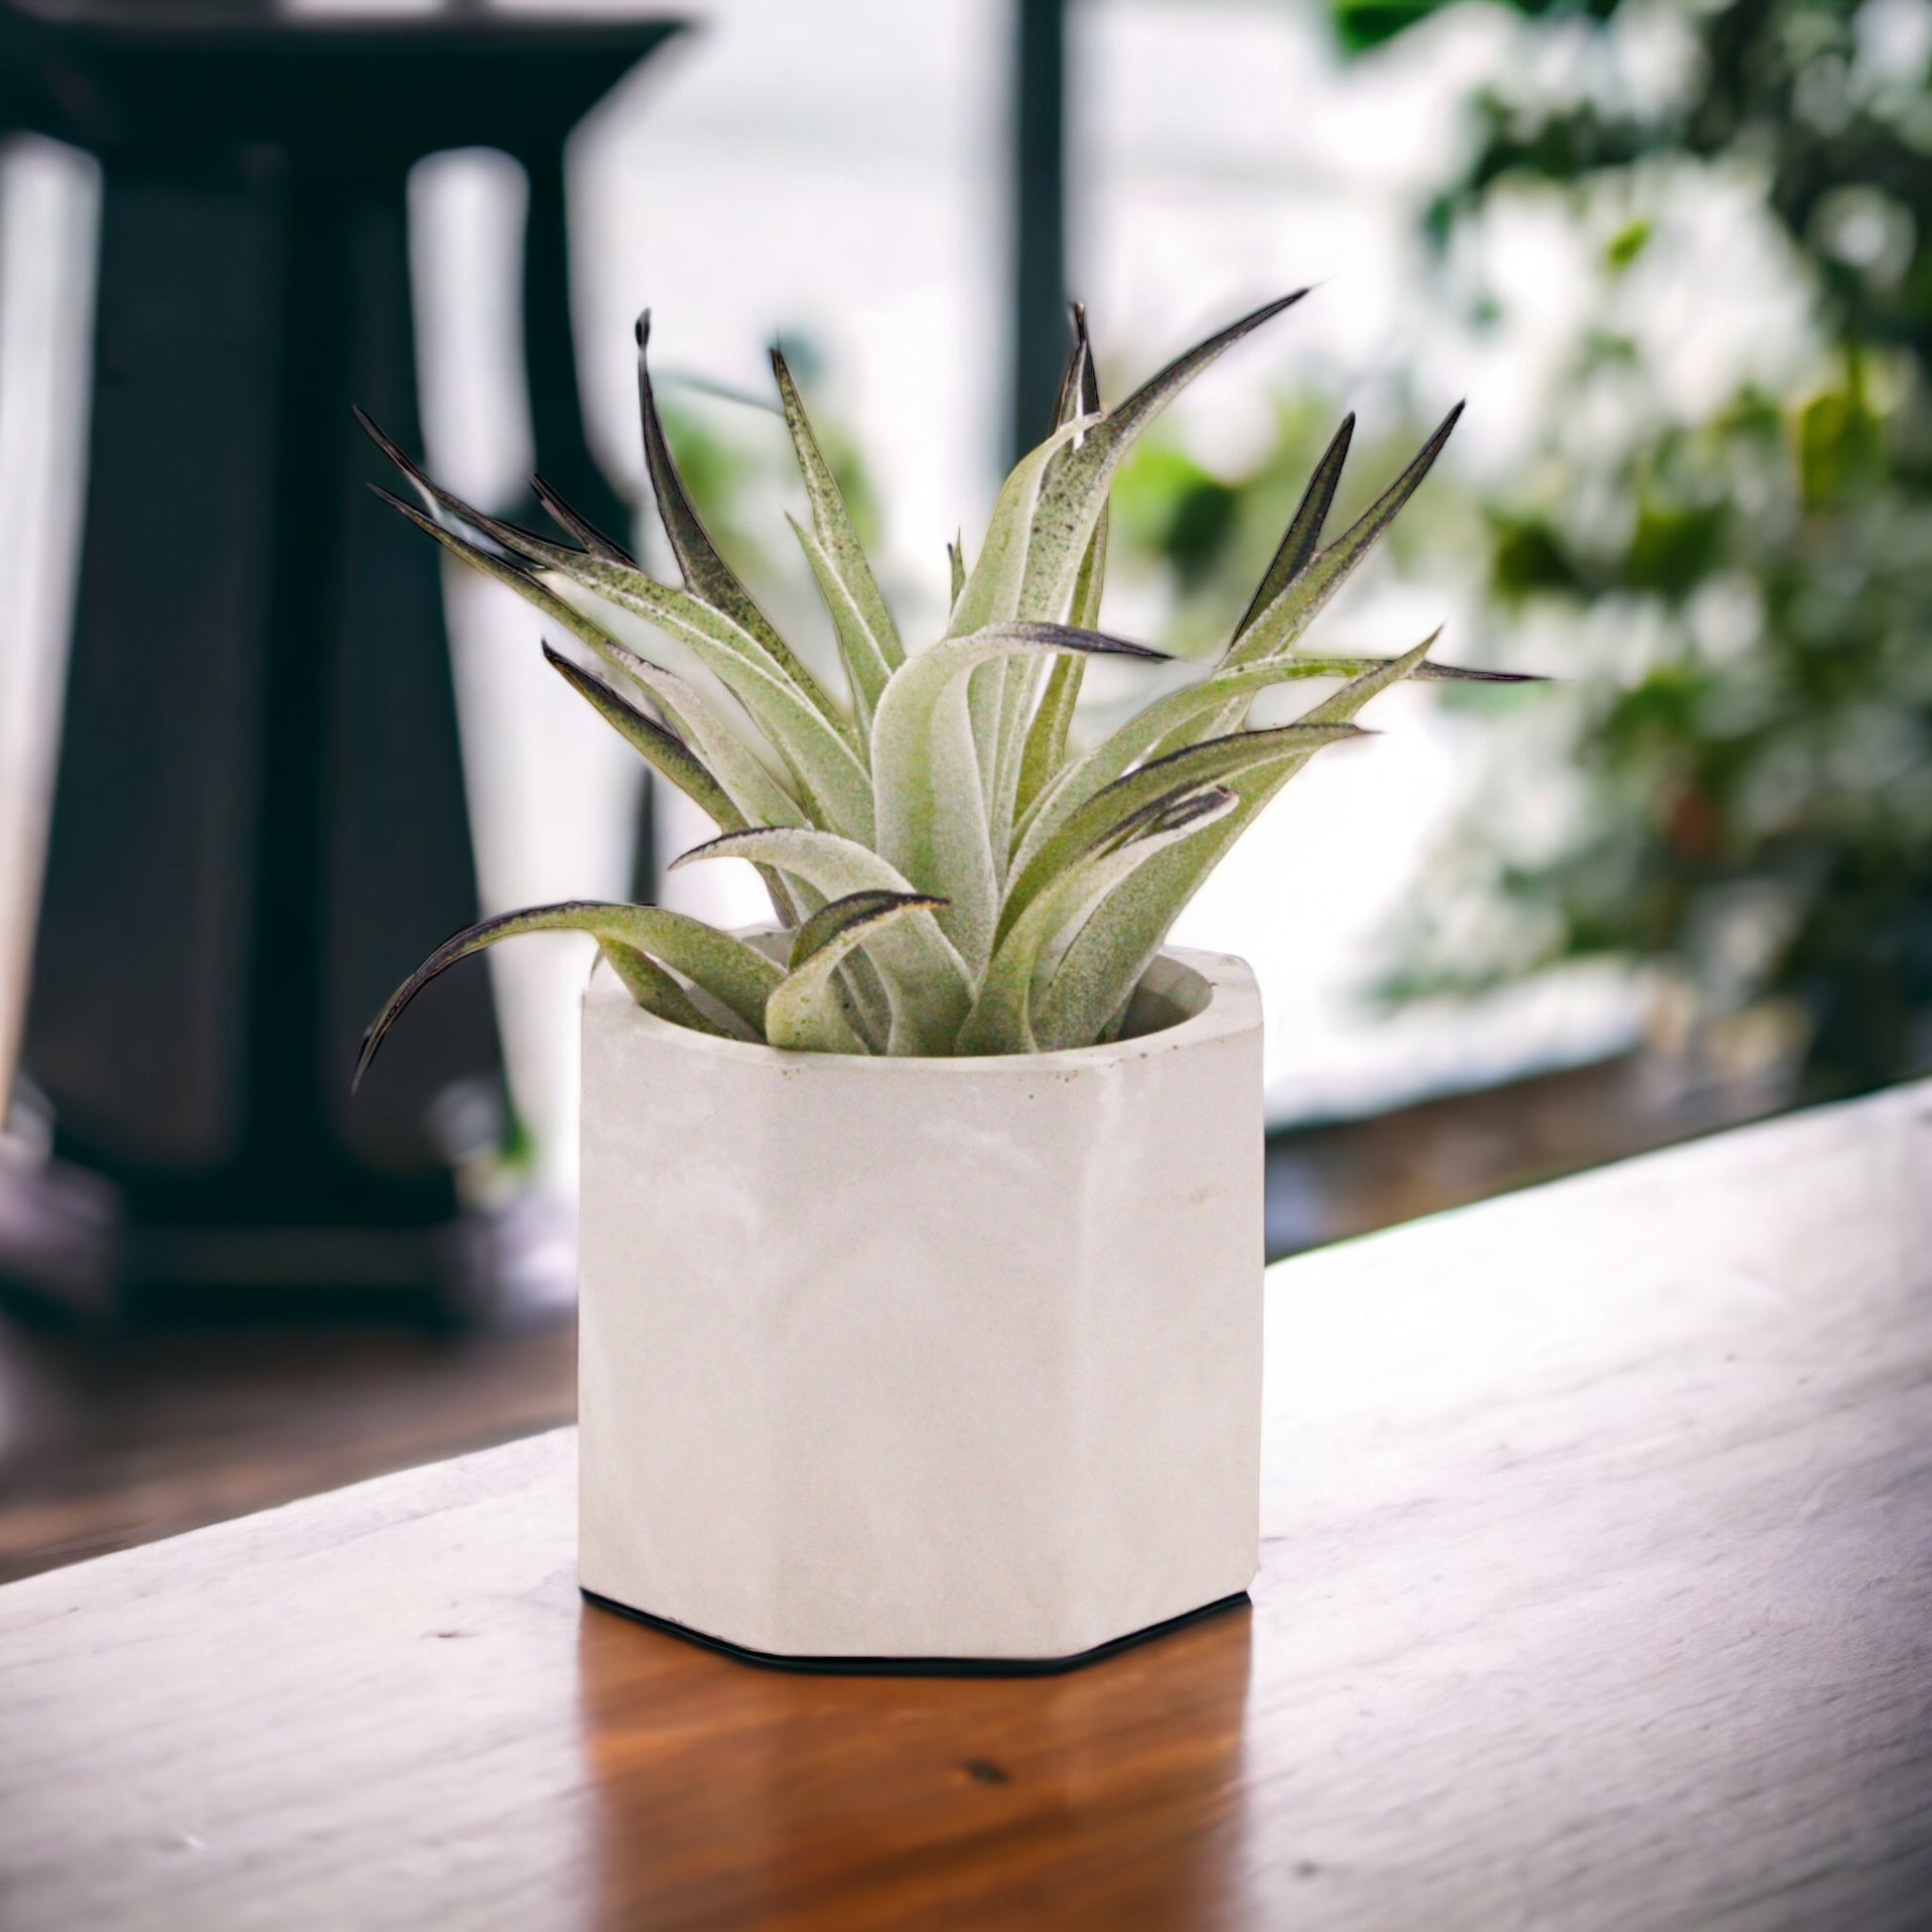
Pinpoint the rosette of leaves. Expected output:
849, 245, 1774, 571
355, 295, 1528, 1071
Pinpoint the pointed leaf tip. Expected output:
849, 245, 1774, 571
790, 888, 949, 967
354, 408, 429, 489
532, 474, 635, 565
634, 311, 651, 351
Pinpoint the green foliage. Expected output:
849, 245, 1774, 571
1364, 0, 1932, 1098
1332, 0, 1616, 56
356, 301, 1519, 1069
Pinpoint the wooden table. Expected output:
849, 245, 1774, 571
4, 1084, 1929, 1929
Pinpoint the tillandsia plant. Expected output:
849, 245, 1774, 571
354, 293, 1533, 1073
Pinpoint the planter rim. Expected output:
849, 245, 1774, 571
584, 944, 1257, 1076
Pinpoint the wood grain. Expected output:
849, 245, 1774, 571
3, 1083, 1929, 1930
0, 1318, 576, 1585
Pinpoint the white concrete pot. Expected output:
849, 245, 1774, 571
577, 944, 1264, 1669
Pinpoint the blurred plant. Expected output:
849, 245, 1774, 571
1346, 0, 1932, 1099
352, 299, 1521, 1066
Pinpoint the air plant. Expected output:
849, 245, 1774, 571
354, 293, 1530, 1073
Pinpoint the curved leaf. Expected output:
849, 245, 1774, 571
957, 784, 1237, 1055
949, 415, 1093, 637
1224, 403, 1463, 668
1000, 717, 1365, 944
1012, 497, 1109, 833
1011, 655, 1373, 879
585, 635, 810, 833
773, 345, 904, 721
1016, 292, 1309, 623
673, 826, 972, 1054
1033, 641, 1438, 1049
375, 487, 813, 835
1012, 632, 1534, 872
374, 483, 628, 664
788, 514, 894, 736
872, 622, 1166, 974
541, 560, 874, 841
988, 298, 1304, 860
356, 901, 782, 1084
542, 644, 747, 830
1048, 303, 1094, 431
765, 892, 946, 1054
949, 414, 1097, 822
1229, 412, 1354, 645
363, 408, 864, 798
543, 644, 816, 926
1014, 302, 1111, 831
633, 312, 801, 681
533, 474, 635, 566
599, 940, 751, 1039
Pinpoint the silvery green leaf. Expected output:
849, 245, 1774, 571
354, 313, 1527, 1064
993, 296, 1303, 844
538, 557, 874, 842
1013, 645, 1085, 832
374, 487, 810, 828
1010, 655, 1342, 879
1015, 292, 1308, 624
633, 313, 802, 680
992, 311, 1109, 867
542, 643, 750, 832
948, 534, 966, 613
988, 659, 1041, 874
542, 644, 813, 926
1229, 413, 1354, 646
1011, 634, 1530, 874
374, 483, 624, 659
1293, 632, 1439, 725
599, 940, 750, 1039
365, 406, 860, 769
1033, 640, 1437, 1048
1048, 302, 1094, 431
765, 891, 946, 1054
872, 621, 1165, 974
957, 784, 1237, 1055
532, 474, 636, 565
672, 826, 971, 1054
772, 345, 904, 721
1000, 717, 1364, 943
1015, 313, 1109, 827
356, 900, 783, 1083
355, 407, 472, 523
1143, 407, 1463, 762
1068, 502, 1108, 631
788, 514, 893, 737
832, 942, 894, 1052
585, 634, 809, 832
950, 415, 1096, 814
949, 417, 1094, 636
1224, 404, 1463, 669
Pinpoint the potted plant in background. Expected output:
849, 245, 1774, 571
354, 292, 1527, 1668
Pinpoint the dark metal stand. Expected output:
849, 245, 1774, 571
0, 4, 678, 1314
1010, 0, 1068, 460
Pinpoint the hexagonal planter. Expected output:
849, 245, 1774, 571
576, 944, 1264, 1670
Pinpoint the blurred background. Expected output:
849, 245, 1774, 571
0, 0, 1925, 1580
